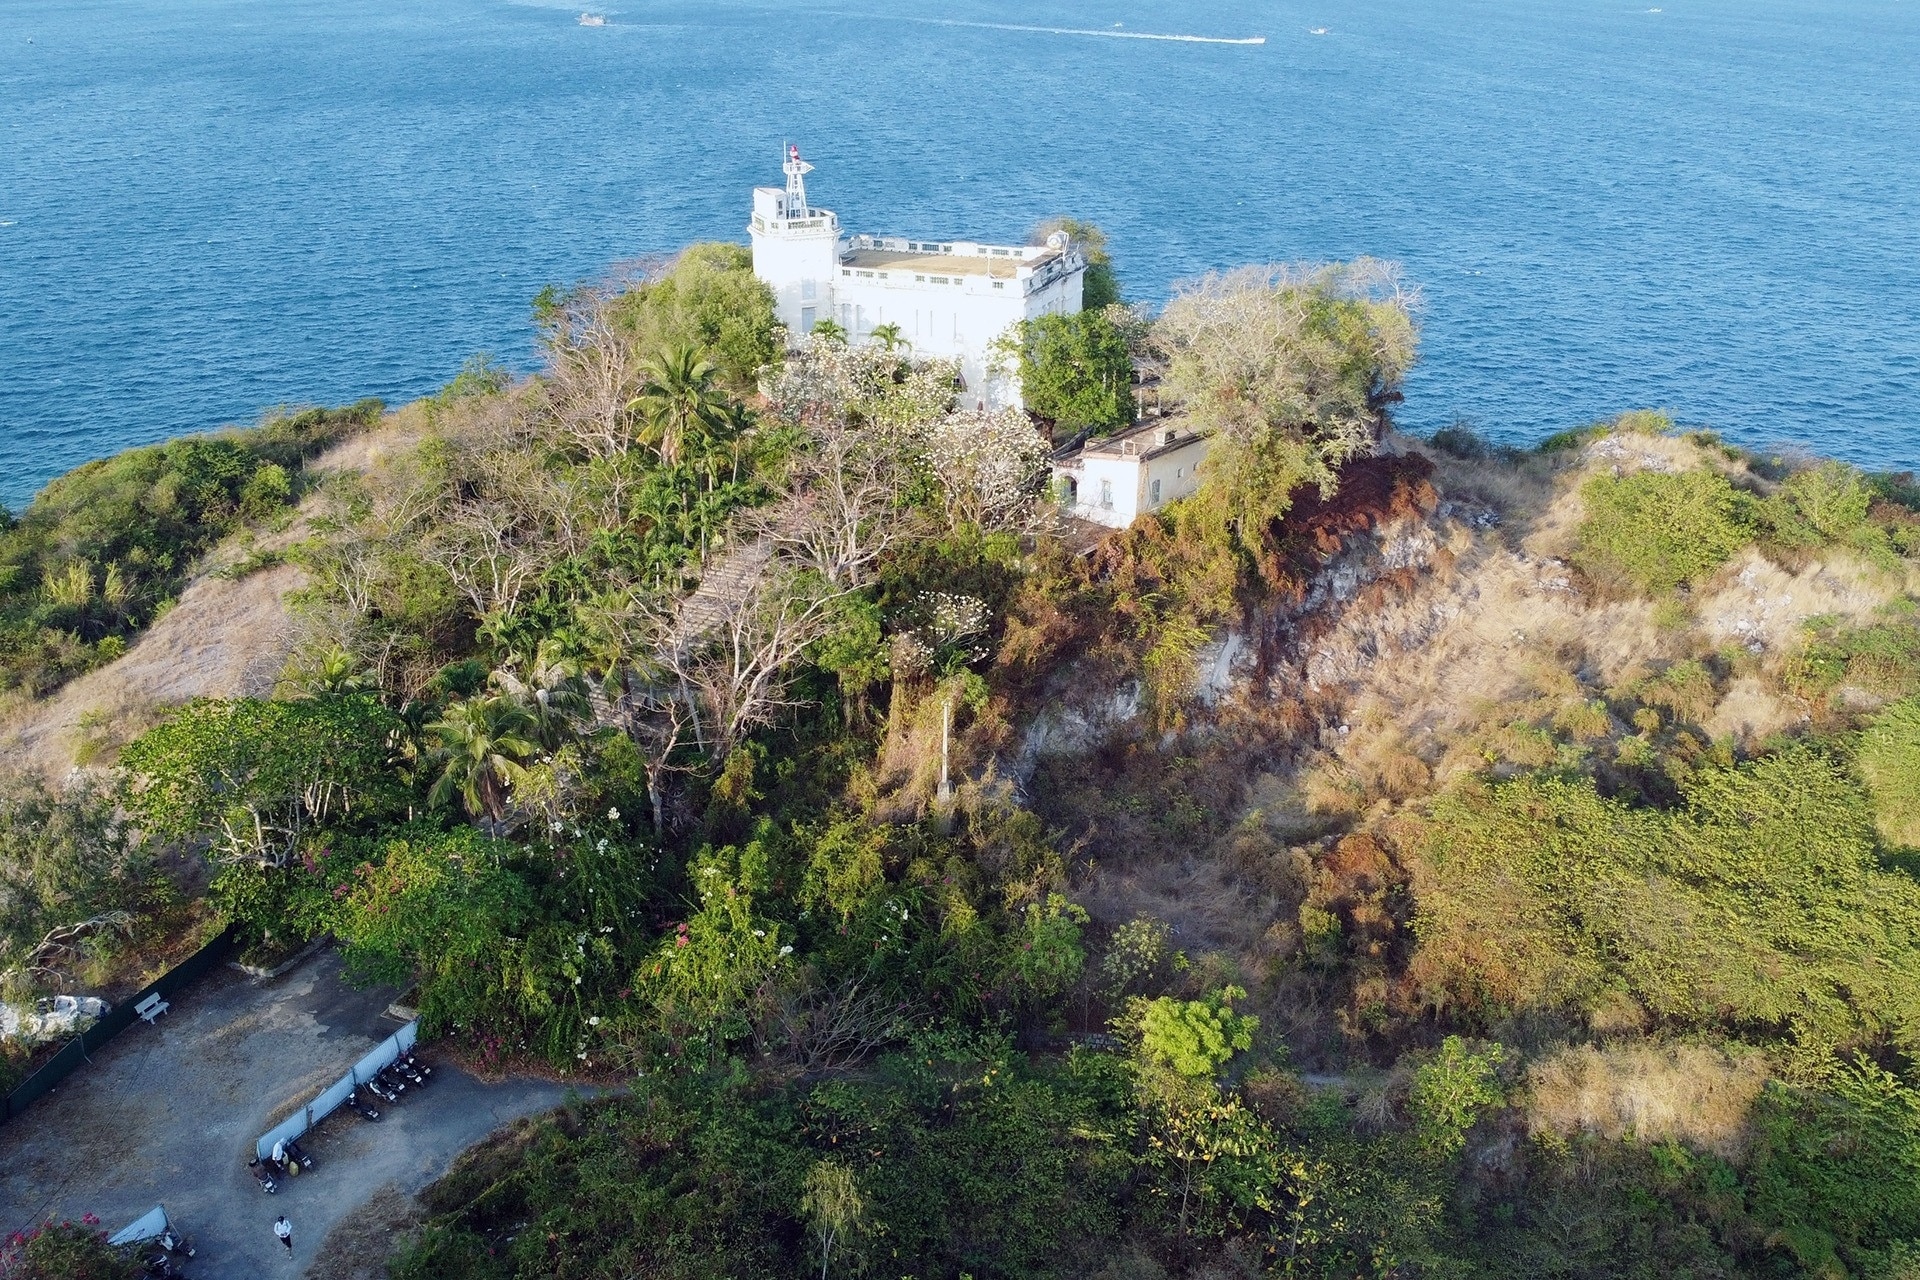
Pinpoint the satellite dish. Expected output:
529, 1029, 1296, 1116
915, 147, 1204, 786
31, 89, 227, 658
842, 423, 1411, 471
1046, 230, 1069, 251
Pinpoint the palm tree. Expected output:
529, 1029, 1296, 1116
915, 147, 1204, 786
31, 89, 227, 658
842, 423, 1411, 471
283, 645, 377, 699
426, 695, 541, 825
810, 318, 848, 345
868, 322, 906, 352
495, 639, 590, 750
629, 343, 726, 468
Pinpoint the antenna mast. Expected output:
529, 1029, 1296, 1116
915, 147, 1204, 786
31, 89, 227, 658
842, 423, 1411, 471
783, 143, 813, 217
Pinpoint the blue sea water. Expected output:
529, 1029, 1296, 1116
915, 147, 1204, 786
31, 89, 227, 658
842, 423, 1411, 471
1, 0, 1917, 507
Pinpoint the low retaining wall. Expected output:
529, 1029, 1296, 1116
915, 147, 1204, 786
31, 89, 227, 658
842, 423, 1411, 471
255, 1019, 418, 1160
1, 924, 242, 1127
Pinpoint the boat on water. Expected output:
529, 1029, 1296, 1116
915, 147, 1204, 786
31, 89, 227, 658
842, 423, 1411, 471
1309, 27, 1329, 35
578, 13, 606, 26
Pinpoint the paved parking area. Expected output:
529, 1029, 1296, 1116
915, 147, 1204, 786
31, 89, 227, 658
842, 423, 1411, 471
0, 946, 576, 1278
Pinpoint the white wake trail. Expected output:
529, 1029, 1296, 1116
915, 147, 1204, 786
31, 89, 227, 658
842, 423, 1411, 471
884, 16, 1266, 44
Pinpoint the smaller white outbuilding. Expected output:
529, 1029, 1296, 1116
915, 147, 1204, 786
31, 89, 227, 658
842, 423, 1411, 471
1052, 421, 1211, 528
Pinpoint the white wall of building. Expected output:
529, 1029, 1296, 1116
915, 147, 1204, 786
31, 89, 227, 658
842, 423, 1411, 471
747, 157, 1086, 411
749, 186, 839, 339
1055, 430, 1211, 529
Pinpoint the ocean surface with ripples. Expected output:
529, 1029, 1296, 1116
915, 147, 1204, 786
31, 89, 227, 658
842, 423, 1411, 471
2, 0, 1916, 506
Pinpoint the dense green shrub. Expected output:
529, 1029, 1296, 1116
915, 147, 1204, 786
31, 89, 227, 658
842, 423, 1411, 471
0, 1218, 140, 1280
0, 775, 152, 998
1000, 309, 1136, 434
1860, 696, 1920, 848
1411, 745, 1920, 1055
1746, 1060, 1920, 1276
1573, 467, 1756, 594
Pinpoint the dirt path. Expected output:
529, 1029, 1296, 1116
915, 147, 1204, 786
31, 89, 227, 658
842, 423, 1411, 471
0, 947, 576, 1279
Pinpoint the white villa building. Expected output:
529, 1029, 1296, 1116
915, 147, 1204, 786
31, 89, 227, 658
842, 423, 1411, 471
1052, 421, 1211, 529
749, 146, 1086, 408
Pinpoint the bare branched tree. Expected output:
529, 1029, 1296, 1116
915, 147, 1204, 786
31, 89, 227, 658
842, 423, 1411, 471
753, 974, 911, 1077
537, 266, 655, 462
665, 564, 844, 760
426, 497, 546, 625
745, 421, 921, 588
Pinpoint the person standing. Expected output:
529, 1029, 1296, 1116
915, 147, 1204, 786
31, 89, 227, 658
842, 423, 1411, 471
273, 1214, 293, 1259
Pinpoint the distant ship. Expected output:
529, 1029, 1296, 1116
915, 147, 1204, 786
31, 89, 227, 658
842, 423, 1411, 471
578, 13, 606, 25
1309, 26, 1329, 34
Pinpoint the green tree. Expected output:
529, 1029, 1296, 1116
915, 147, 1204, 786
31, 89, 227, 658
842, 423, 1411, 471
0, 775, 149, 995
1003, 310, 1135, 434
811, 317, 848, 344
121, 695, 401, 866
611, 242, 779, 390
1152, 260, 1418, 537
867, 322, 905, 351
425, 695, 541, 824
800, 1160, 868, 1280
1407, 1036, 1505, 1157
630, 343, 728, 469
1136, 986, 1258, 1078
1033, 217, 1121, 309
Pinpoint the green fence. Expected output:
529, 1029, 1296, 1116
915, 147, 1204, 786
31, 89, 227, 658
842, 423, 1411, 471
1, 923, 241, 1126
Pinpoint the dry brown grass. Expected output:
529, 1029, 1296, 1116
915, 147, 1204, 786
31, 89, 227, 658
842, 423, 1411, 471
0, 562, 307, 777
302, 1181, 422, 1280
1525, 1042, 1769, 1158
0, 408, 429, 779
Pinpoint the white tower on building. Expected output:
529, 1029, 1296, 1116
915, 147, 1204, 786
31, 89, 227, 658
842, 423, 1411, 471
748, 147, 1087, 409
749, 145, 841, 340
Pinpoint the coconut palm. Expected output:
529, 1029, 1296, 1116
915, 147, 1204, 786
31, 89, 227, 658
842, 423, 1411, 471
494, 639, 590, 749
868, 322, 906, 352
810, 318, 848, 344
283, 644, 377, 699
426, 694, 541, 825
629, 343, 727, 468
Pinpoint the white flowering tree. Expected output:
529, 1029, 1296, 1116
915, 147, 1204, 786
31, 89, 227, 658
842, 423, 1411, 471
761, 335, 958, 438
917, 406, 1053, 532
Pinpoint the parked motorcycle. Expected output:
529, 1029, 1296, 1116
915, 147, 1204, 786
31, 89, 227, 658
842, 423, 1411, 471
393, 1057, 427, 1086
156, 1223, 195, 1258
346, 1089, 381, 1121
401, 1051, 433, 1082
363, 1071, 402, 1104
141, 1251, 189, 1278
247, 1157, 278, 1194
378, 1062, 415, 1097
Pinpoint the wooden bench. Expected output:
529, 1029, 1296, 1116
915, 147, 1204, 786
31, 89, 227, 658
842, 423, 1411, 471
134, 993, 170, 1024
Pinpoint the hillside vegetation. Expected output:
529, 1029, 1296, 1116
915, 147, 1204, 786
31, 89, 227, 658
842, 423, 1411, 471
10, 239, 1920, 1279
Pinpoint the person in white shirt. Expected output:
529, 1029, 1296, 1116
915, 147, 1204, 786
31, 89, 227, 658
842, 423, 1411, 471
273, 1215, 293, 1259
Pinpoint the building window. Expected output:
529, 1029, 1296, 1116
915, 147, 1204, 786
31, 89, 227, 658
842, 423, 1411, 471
992, 281, 1004, 289
1099, 479, 1113, 509
1176, 467, 1184, 478
801, 279, 816, 301
1150, 479, 1162, 506
915, 275, 926, 282
930, 276, 949, 284
801, 306, 815, 331
841, 269, 851, 277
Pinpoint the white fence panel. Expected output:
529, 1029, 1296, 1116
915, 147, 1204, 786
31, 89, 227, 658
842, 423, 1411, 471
254, 1019, 418, 1160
